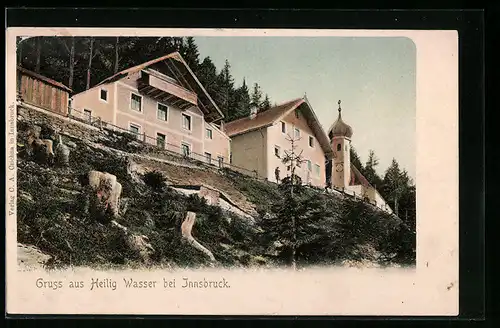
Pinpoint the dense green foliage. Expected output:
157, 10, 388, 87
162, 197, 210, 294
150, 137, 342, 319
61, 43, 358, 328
349, 146, 416, 253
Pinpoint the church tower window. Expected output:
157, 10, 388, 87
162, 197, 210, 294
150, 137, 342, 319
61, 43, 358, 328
337, 143, 341, 151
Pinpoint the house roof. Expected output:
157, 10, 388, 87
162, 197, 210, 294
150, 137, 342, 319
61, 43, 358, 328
225, 97, 333, 158
349, 164, 374, 189
94, 52, 224, 122
225, 98, 303, 136
17, 66, 72, 93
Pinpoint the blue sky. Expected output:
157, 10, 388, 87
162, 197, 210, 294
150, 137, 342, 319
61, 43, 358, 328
194, 36, 416, 180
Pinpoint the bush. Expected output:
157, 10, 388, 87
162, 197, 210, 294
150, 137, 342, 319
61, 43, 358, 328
143, 170, 166, 191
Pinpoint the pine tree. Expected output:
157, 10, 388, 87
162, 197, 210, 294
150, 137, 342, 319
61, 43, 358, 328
250, 83, 263, 108
279, 133, 306, 270
349, 146, 363, 171
217, 59, 235, 118
35, 37, 42, 73
382, 159, 405, 217
49, 36, 77, 90
181, 36, 200, 70
364, 150, 383, 188
84, 37, 104, 90
260, 94, 271, 112
197, 56, 223, 114
231, 78, 251, 121
114, 37, 120, 73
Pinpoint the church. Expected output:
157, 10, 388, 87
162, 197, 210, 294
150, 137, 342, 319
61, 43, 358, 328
325, 101, 393, 214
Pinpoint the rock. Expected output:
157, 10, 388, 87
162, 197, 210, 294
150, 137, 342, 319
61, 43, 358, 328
249, 255, 268, 266
17, 243, 52, 270
110, 220, 154, 263
126, 159, 146, 185
126, 234, 154, 263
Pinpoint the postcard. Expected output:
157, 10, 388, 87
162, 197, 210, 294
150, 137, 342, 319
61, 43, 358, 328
5, 27, 458, 316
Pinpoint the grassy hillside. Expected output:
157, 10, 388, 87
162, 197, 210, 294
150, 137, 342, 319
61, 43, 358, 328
16, 106, 415, 270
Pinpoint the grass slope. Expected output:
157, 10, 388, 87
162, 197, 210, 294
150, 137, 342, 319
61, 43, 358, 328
16, 106, 415, 270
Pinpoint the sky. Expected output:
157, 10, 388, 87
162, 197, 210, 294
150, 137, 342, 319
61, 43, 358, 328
194, 36, 416, 181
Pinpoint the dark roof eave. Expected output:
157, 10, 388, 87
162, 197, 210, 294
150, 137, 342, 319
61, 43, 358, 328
168, 54, 225, 120
299, 99, 334, 158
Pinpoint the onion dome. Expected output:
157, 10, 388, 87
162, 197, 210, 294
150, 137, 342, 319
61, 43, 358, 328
328, 100, 353, 139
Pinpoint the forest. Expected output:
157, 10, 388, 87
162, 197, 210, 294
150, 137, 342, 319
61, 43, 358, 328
17, 35, 416, 237
17, 36, 270, 122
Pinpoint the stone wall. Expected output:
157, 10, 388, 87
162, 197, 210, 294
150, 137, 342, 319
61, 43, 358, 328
17, 103, 103, 142
17, 103, 222, 173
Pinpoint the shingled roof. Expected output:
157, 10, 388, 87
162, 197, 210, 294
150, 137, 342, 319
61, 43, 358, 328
349, 164, 374, 189
225, 98, 303, 137
225, 97, 333, 159
94, 52, 224, 122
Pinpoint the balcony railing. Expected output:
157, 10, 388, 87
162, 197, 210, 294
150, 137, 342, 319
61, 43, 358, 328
138, 71, 197, 110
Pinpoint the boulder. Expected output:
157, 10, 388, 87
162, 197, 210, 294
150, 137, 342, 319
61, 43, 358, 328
126, 234, 155, 263
17, 243, 52, 270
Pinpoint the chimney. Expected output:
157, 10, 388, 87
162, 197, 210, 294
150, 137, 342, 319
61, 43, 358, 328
249, 104, 258, 120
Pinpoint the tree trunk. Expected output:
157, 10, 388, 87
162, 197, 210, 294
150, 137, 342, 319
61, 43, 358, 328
86, 37, 94, 90
114, 37, 120, 74
68, 37, 75, 90
17, 39, 23, 67
394, 194, 399, 217
35, 37, 41, 73
290, 155, 297, 271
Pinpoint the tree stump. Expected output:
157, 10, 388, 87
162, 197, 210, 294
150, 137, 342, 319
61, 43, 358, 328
181, 211, 216, 263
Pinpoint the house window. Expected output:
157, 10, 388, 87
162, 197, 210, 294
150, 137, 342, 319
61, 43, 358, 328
131, 93, 142, 112
315, 164, 320, 177
156, 133, 166, 149
294, 128, 300, 139
129, 123, 141, 139
274, 145, 281, 158
281, 121, 286, 134
83, 109, 92, 122
217, 156, 224, 168
157, 103, 168, 121
205, 152, 212, 164
206, 128, 213, 139
182, 113, 192, 130
307, 160, 312, 172
309, 136, 315, 148
100, 89, 108, 102
337, 143, 342, 151
181, 143, 191, 157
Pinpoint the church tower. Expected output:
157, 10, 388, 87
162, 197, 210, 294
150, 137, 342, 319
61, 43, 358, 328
327, 100, 353, 189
